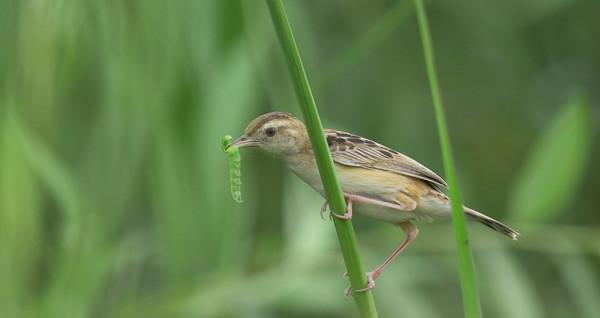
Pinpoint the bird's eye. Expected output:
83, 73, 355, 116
265, 127, 276, 137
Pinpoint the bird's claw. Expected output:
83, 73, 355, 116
343, 271, 377, 298
320, 200, 353, 220
355, 271, 377, 292
320, 198, 353, 221
344, 285, 353, 298
320, 201, 329, 220
332, 212, 352, 220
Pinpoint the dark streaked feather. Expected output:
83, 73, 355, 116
465, 207, 520, 240
325, 129, 448, 192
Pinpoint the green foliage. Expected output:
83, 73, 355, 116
480, 251, 544, 318
510, 98, 592, 222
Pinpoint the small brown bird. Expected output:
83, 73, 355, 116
230, 112, 518, 292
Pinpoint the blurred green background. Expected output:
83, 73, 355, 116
1, 0, 599, 317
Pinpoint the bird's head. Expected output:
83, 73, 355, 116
229, 112, 309, 156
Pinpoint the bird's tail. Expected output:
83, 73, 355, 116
464, 207, 519, 240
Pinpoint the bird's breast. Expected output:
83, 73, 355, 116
285, 154, 326, 194
285, 154, 421, 198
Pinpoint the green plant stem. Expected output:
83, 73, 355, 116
265, 0, 378, 317
412, 0, 482, 317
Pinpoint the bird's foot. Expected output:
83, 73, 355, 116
332, 198, 353, 220
320, 197, 353, 220
343, 270, 378, 298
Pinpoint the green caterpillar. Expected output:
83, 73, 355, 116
222, 135, 243, 203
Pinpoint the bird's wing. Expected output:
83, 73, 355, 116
325, 129, 448, 192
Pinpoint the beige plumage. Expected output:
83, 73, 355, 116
230, 112, 518, 293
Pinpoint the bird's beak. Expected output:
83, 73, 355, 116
228, 135, 260, 150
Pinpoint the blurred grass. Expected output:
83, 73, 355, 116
509, 97, 592, 222
0, 0, 599, 317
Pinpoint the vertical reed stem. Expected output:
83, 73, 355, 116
265, 0, 379, 317
413, 0, 482, 317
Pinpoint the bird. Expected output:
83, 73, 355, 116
228, 111, 519, 293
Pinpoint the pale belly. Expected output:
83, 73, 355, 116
285, 155, 451, 224
353, 202, 434, 223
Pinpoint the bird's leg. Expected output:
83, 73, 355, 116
346, 221, 419, 296
344, 193, 412, 211
355, 221, 418, 292
325, 193, 410, 222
